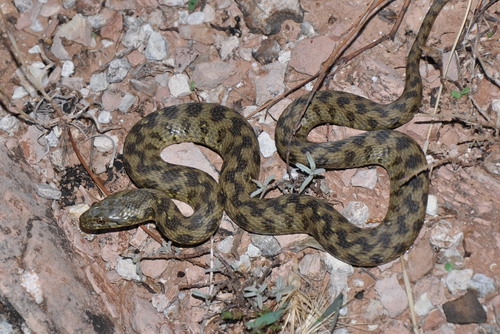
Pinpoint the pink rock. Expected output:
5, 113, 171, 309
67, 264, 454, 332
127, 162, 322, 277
289, 36, 336, 76
100, 10, 123, 41
375, 274, 408, 317
407, 238, 435, 281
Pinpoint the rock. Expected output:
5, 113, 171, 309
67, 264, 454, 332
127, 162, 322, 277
375, 274, 408, 317
235, 0, 303, 35
231, 254, 251, 272
257, 132, 276, 158
252, 38, 281, 64
492, 295, 500, 326
118, 93, 137, 113
414, 292, 434, 316
426, 194, 438, 216
429, 220, 463, 250
289, 36, 336, 75
186, 12, 205, 25
89, 72, 109, 92
469, 273, 495, 298
351, 168, 378, 189
14, 0, 33, 12
442, 290, 487, 324
445, 269, 473, 295
97, 110, 112, 124
298, 253, 324, 279
245, 244, 261, 258
407, 239, 435, 281
106, 58, 131, 83
255, 62, 286, 105
365, 299, 386, 321
76, 0, 103, 15
323, 254, 353, 296
191, 61, 237, 90
216, 236, 234, 254
145, 31, 169, 60
115, 257, 141, 281
12, 86, 29, 99
216, 36, 240, 60
168, 73, 191, 97
342, 201, 370, 227
436, 247, 464, 268
56, 14, 93, 47
36, 183, 62, 200
422, 309, 446, 332
0, 115, 20, 136
93, 135, 118, 153
250, 235, 281, 257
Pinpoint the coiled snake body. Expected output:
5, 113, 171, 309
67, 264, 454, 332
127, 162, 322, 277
81, 0, 448, 266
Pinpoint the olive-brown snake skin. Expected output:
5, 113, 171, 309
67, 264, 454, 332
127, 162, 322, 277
81, 0, 448, 266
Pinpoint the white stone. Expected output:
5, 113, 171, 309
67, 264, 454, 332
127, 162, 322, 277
342, 201, 370, 227
217, 36, 239, 60
430, 220, 463, 249
12, 86, 29, 99
492, 99, 500, 113
217, 236, 234, 254
151, 293, 170, 312
159, 0, 186, 5
107, 58, 130, 83
469, 273, 495, 297
278, 50, 291, 63
115, 258, 141, 281
46, 126, 62, 147
414, 292, 434, 316
246, 244, 262, 258
145, 31, 169, 60
61, 60, 74, 77
0, 115, 20, 135
14, 0, 33, 12
375, 274, 408, 317
89, 72, 108, 92
118, 93, 137, 113
231, 254, 251, 272
36, 183, 62, 200
93, 135, 119, 152
257, 132, 276, 158
168, 73, 191, 97
445, 269, 473, 295
28, 45, 41, 54
251, 235, 281, 257
351, 168, 378, 189
323, 253, 354, 296
20, 271, 43, 304
203, 5, 215, 21
186, 12, 205, 25
98, 110, 112, 124
426, 194, 438, 216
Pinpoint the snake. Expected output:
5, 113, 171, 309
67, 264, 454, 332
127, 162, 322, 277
80, 0, 448, 266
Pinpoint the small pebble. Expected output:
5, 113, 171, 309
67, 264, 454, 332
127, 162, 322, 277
12, 86, 29, 99
250, 235, 281, 257
36, 183, 62, 200
89, 72, 109, 92
97, 110, 112, 124
187, 12, 205, 25
445, 269, 473, 295
93, 135, 119, 153
468, 273, 495, 298
0, 115, 20, 136
216, 236, 234, 254
426, 194, 438, 216
61, 60, 75, 77
168, 73, 191, 97
145, 31, 169, 60
115, 258, 141, 281
118, 93, 137, 113
257, 132, 276, 158
107, 58, 130, 83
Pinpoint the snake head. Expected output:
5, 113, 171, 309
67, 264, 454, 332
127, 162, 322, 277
79, 189, 157, 232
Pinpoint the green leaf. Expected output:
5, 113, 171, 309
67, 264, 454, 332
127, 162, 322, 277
312, 293, 344, 328
246, 308, 285, 330
188, 0, 198, 11
451, 90, 461, 98
444, 262, 455, 272
461, 86, 470, 95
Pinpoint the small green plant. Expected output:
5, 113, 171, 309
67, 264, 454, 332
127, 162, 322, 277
451, 87, 470, 99
189, 80, 196, 91
244, 283, 269, 309
295, 152, 326, 193
250, 175, 276, 198
246, 307, 285, 332
188, 0, 198, 11
444, 262, 455, 272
